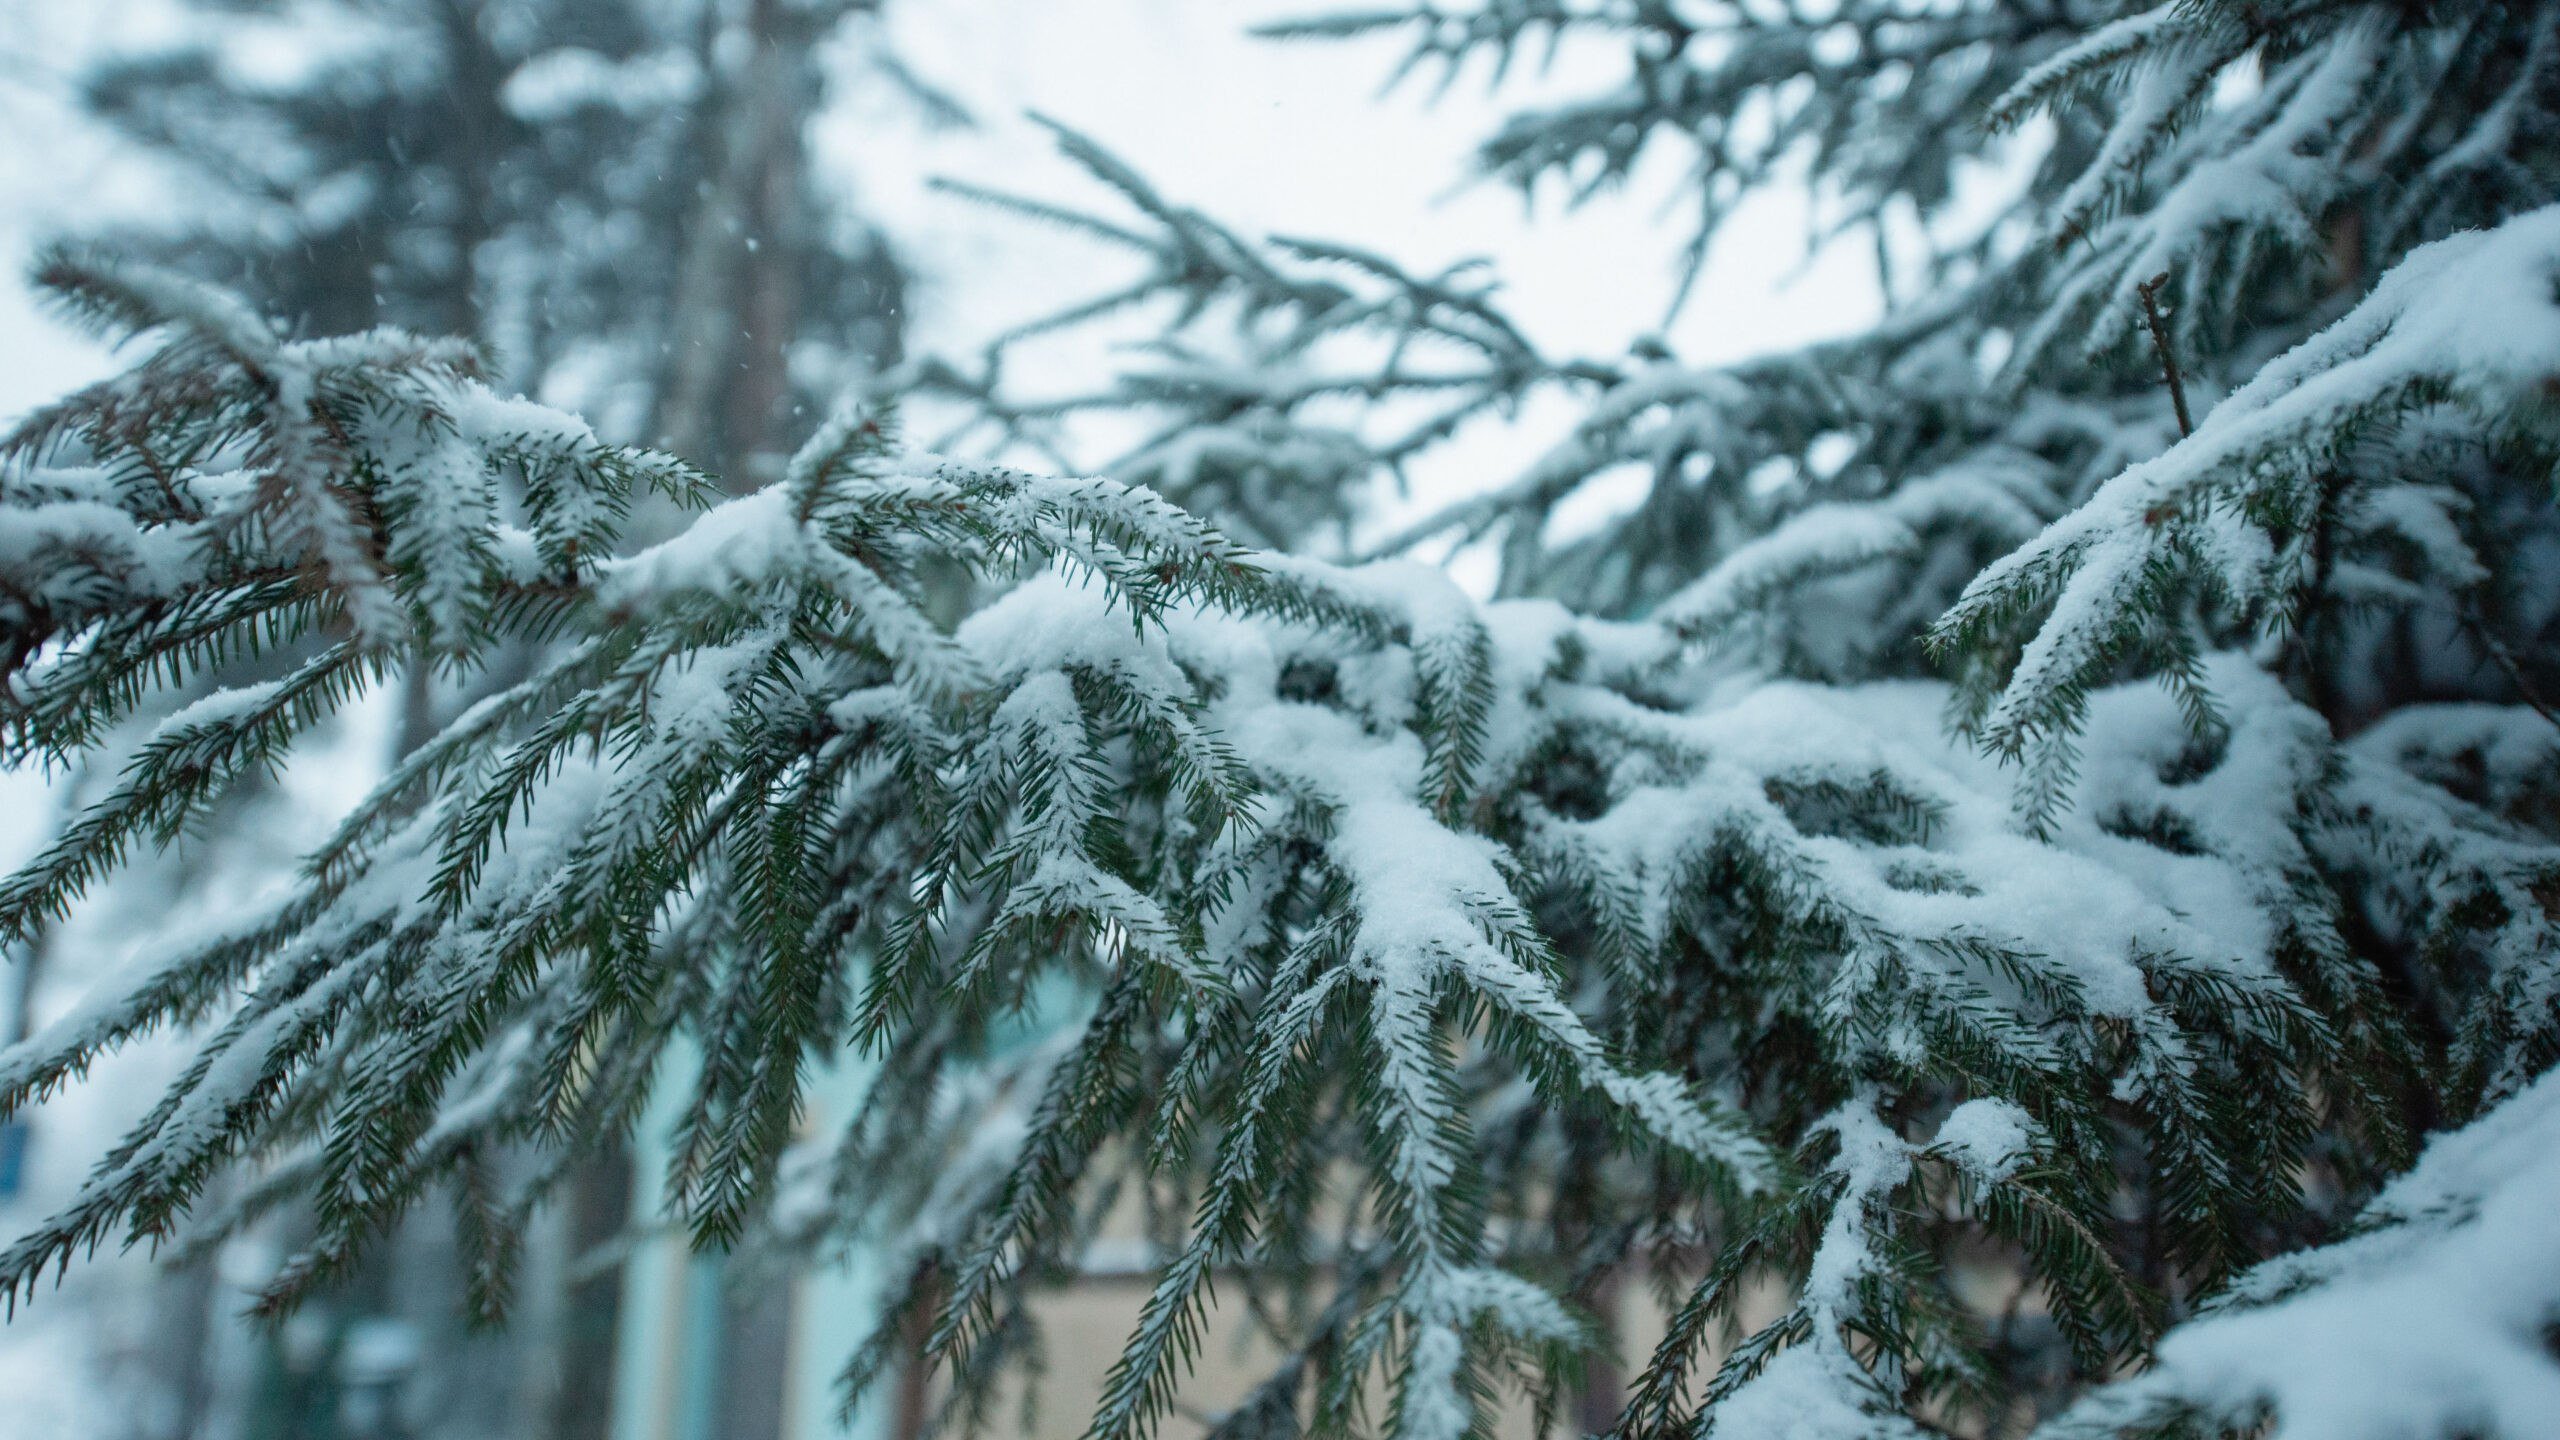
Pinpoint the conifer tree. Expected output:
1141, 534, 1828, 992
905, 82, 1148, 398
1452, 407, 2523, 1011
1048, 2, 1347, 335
5, 4, 2559, 1440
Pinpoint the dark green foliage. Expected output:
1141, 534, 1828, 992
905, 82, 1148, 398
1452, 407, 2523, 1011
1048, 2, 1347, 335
5, 4, 2560, 1440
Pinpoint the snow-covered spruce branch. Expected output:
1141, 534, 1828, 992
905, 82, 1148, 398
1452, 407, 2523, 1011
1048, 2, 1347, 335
2039, 1065, 2560, 1440
10, 0, 2551, 1434
1937, 204, 2560, 832
844, 3, 2558, 1436
4, 228, 2558, 1440
912, 118, 2075, 631
1266, 0, 2093, 313
961, 0, 2555, 660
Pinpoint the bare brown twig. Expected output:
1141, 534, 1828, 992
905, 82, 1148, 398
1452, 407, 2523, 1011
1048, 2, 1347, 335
2137, 273, 2196, 439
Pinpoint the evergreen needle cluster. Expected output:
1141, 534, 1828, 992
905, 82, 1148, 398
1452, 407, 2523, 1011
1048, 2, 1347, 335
6, 3, 2560, 1439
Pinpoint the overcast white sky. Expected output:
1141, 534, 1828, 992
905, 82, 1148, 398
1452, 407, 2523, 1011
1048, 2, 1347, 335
0, 0, 1882, 437
866, 0, 1879, 358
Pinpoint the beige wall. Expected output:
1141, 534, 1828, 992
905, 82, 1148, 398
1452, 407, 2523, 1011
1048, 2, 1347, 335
974, 1260, 1778, 1440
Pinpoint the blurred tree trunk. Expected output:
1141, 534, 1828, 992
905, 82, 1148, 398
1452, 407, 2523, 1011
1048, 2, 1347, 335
552, 1147, 635, 1440
659, 0, 836, 487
